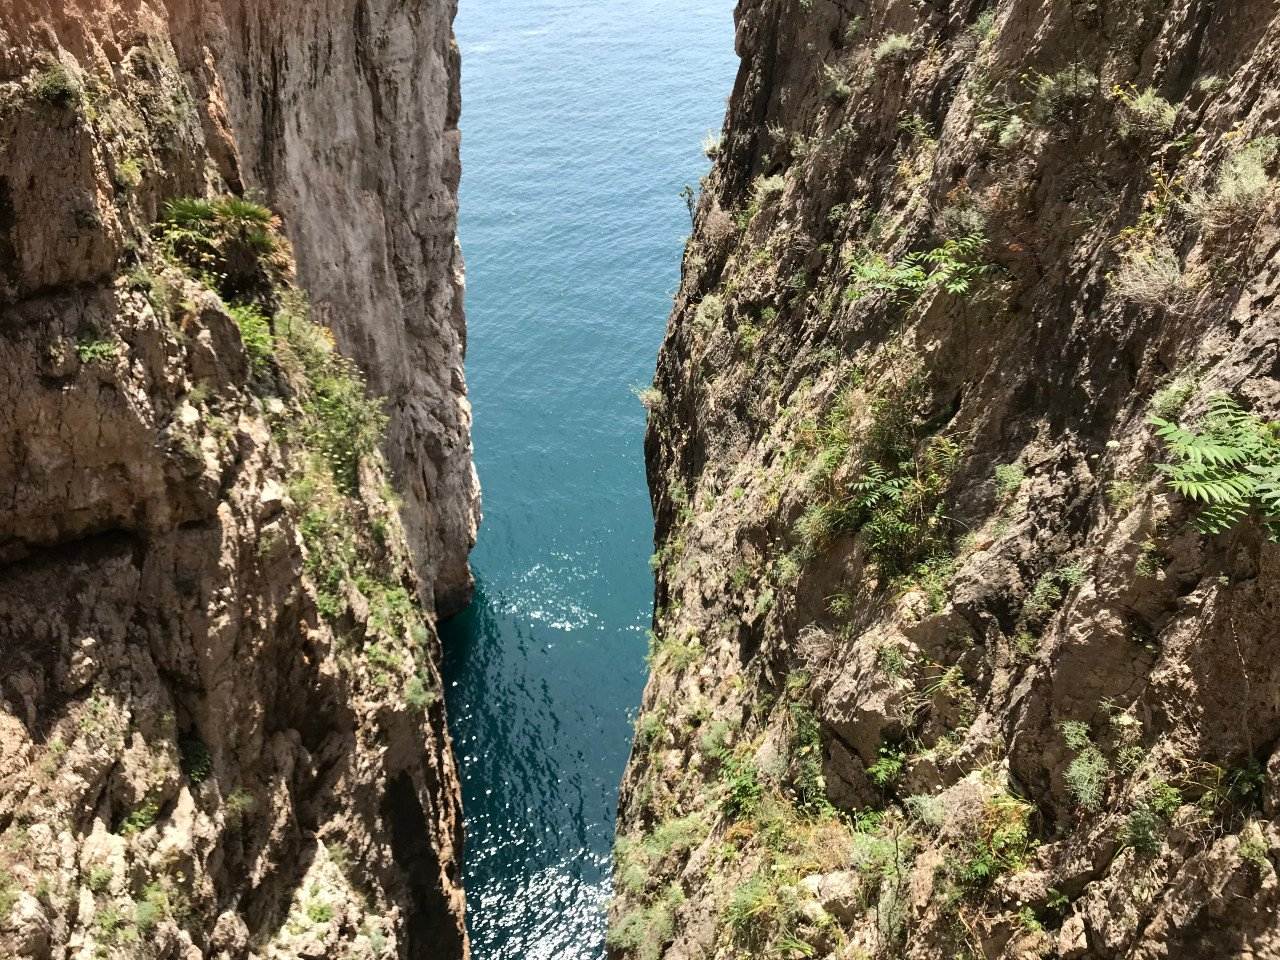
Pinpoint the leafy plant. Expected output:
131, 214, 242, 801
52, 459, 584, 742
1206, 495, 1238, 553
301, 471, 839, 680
953, 792, 1034, 888
788, 703, 831, 817
873, 33, 914, 63
1150, 375, 1197, 419
306, 900, 334, 924
225, 788, 257, 827
867, 745, 906, 789
156, 196, 285, 303
1121, 805, 1162, 854
798, 373, 960, 575
721, 754, 764, 818
120, 799, 159, 836
33, 64, 81, 108
994, 463, 1025, 499
405, 674, 437, 710
607, 883, 683, 960
694, 293, 726, 329
1025, 563, 1086, 619
1151, 393, 1280, 538
844, 233, 991, 304
278, 308, 388, 496
1112, 239, 1193, 310
1030, 66, 1099, 123
1188, 136, 1279, 227
1115, 86, 1177, 137
229, 303, 274, 373
179, 733, 213, 784
0, 871, 16, 918
1060, 722, 1108, 810
134, 883, 170, 934
76, 337, 118, 364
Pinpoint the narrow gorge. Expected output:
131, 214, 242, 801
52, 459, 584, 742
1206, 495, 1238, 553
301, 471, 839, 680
5, 1, 1280, 959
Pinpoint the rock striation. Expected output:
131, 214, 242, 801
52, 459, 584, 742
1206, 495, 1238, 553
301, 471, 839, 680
0, 1, 475, 958
614, 2, 1280, 958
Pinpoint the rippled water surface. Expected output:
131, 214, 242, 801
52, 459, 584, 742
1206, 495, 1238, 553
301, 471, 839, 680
440, 1, 737, 957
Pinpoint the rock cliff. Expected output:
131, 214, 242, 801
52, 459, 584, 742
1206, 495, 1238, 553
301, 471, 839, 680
0, 2, 475, 958
615, 1, 1280, 958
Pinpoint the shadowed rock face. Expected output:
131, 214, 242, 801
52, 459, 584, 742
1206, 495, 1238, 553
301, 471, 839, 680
0, 2, 474, 958
614, 2, 1280, 958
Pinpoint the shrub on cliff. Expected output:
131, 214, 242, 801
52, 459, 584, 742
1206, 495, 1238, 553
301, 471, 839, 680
32, 63, 81, 109
1111, 239, 1195, 310
873, 33, 914, 63
157, 196, 291, 304
1030, 65, 1098, 124
1187, 136, 1278, 227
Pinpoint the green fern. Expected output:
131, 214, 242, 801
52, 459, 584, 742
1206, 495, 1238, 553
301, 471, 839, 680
844, 233, 991, 303
1150, 394, 1280, 538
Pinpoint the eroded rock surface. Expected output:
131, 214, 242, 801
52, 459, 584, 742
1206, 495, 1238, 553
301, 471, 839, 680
0, 2, 474, 958
614, 2, 1280, 958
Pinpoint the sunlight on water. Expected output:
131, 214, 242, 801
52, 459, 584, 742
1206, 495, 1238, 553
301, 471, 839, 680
440, 1, 738, 957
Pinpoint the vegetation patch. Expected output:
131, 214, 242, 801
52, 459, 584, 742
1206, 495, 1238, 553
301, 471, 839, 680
1151, 393, 1280, 538
796, 372, 960, 577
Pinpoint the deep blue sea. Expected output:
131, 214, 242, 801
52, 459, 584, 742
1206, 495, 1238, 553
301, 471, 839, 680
439, 2, 738, 958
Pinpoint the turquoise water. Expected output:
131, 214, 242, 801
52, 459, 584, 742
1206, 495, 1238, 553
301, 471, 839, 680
439, 1, 737, 957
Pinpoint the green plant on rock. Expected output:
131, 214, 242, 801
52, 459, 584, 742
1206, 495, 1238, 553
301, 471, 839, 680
405, 674, 437, 711
95, 903, 131, 945
867, 744, 906, 790
1114, 86, 1177, 138
721, 753, 764, 819
798, 373, 961, 577
0, 870, 17, 918
120, 799, 159, 836
694, 293, 726, 329
873, 33, 914, 63
1188, 136, 1278, 227
225, 788, 257, 827
134, 883, 170, 934
607, 883, 684, 960
699, 718, 735, 759
1121, 804, 1162, 854
179, 733, 212, 785
76, 337, 117, 364
306, 900, 334, 925
228, 303, 274, 373
278, 308, 389, 497
844, 233, 991, 304
1151, 393, 1280, 538
33, 63, 81, 108
904, 555, 957, 612
1111, 238, 1194, 310
1025, 563, 1085, 620
1060, 721, 1108, 810
953, 792, 1034, 889
156, 196, 286, 304
787, 703, 831, 817
851, 434, 960, 573
1030, 65, 1099, 124
994, 463, 1025, 499
1150, 375, 1197, 419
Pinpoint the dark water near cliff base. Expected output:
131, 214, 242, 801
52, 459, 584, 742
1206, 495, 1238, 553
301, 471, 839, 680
439, 2, 737, 958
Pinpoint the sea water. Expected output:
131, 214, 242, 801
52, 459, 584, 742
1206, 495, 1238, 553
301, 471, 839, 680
440, 1, 738, 957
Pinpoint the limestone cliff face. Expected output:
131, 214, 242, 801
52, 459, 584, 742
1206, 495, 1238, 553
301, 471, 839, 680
615, 2, 1280, 958
0, 2, 474, 959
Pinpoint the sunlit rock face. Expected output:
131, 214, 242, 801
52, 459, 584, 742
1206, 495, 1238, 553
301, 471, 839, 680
0, 1, 475, 957
613, 2, 1280, 958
